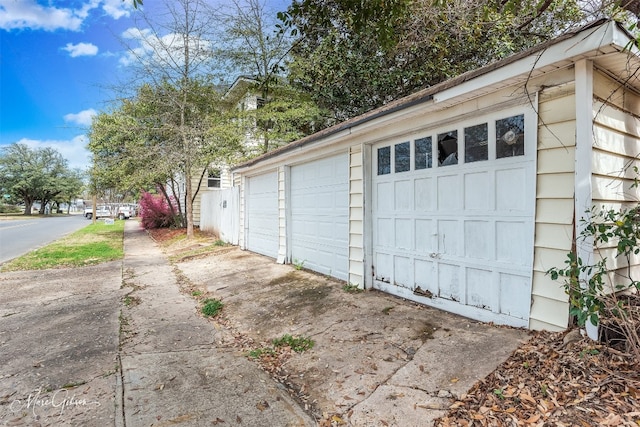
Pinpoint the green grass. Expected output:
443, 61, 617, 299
1, 221, 125, 271
201, 298, 224, 317
272, 334, 315, 353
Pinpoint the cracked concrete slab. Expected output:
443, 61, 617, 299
0, 263, 122, 426
176, 247, 531, 425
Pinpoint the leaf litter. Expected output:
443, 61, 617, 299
436, 331, 640, 426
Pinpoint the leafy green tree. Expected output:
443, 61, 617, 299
52, 169, 85, 214
109, 0, 240, 237
89, 79, 242, 229
219, 0, 328, 153
282, 0, 584, 121
0, 143, 81, 215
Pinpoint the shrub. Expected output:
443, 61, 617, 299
139, 192, 178, 229
548, 206, 640, 363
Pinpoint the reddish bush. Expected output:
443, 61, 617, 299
139, 191, 178, 229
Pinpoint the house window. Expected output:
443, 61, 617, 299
464, 123, 488, 163
395, 142, 410, 173
415, 137, 432, 170
207, 169, 221, 188
377, 146, 391, 175
496, 115, 525, 158
437, 131, 458, 166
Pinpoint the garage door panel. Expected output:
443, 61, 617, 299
438, 263, 460, 300
415, 219, 435, 253
496, 222, 530, 264
372, 113, 535, 326
438, 220, 461, 256
499, 273, 530, 320
375, 253, 392, 283
437, 175, 461, 210
466, 268, 493, 309
376, 218, 394, 247
246, 171, 279, 258
496, 168, 527, 211
465, 172, 491, 210
415, 178, 434, 211
291, 154, 349, 281
395, 180, 413, 210
415, 259, 436, 294
464, 220, 491, 259
394, 255, 412, 288
395, 219, 413, 250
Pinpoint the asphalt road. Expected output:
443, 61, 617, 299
0, 214, 89, 265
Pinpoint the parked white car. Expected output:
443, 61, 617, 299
84, 206, 111, 219
116, 206, 133, 220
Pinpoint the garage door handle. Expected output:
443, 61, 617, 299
429, 253, 440, 259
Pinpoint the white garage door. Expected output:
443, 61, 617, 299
246, 171, 279, 258
372, 113, 535, 326
290, 153, 349, 281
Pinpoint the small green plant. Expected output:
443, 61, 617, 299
192, 290, 202, 297
382, 306, 394, 315
343, 283, 363, 293
247, 347, 275, 359
579, 347, 600, 358
493, 388, 505, 400
272, 334, 314, 353
123, 295, 140, 307
540, 383, 548, 398
201, 298, 224, 317
213, 239, 226, 246
293, 259, 305, 270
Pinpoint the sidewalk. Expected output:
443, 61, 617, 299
118, 222, 312, 426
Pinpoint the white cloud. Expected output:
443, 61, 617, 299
101, 0, 132, 19
63, 42, 99, 57
17, 136, 91, 170
0, 0, 97, 31
119, 27, 212, 68
64, 109, 98, 127
0, 0, 129, 32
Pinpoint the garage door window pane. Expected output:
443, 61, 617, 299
496, 115, 525, 158
438, 131, 458, 166
395, 141, 410, 173
378, 146, 391, 175
464, 123, 488, 163
415, 137, 432, 170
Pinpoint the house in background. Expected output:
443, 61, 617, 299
192, 76, 262, 227
226, 20, 640, 331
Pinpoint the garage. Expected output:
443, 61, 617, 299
371, 111, 535, 326
290, 154, 349, 280
245, 171, 279, 258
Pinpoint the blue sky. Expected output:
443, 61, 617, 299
1, 0, 141, 170
0, 0, 289, 170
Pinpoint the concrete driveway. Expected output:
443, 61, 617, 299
0, 222, 529, 426
176, 247, 530, 426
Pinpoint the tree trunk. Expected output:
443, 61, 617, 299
23, 199, 33, 216
185, 168, 194, 238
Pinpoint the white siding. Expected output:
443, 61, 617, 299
592, 71, 640, 288
530, 84, 575, 331
349, 145, 365, 287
